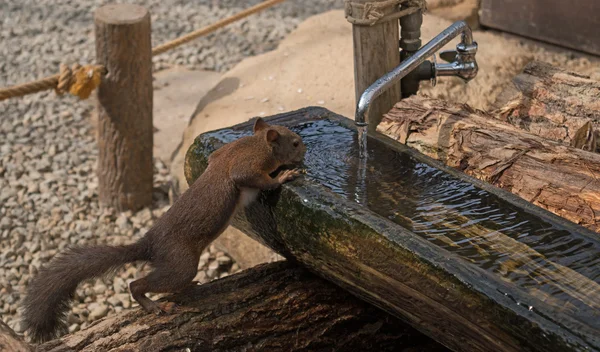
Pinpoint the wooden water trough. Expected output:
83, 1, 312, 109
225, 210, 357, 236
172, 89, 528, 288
185, 107, 600, 352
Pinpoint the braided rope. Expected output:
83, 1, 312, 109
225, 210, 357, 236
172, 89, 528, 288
0, 0, 285, 102
153, 0, 285, 56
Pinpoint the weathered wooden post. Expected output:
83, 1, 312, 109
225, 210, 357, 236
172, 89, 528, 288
94, 4, 153, 211
347, 0, 402, 132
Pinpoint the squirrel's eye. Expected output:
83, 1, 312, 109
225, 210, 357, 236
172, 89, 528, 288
293, 141, 299, 148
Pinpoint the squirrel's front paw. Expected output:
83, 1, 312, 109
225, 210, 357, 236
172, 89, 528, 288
278, 169, 302, 184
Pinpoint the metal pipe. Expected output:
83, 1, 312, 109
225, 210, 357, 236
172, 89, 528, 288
355, 20, 473, 127
399, 6, 423, 98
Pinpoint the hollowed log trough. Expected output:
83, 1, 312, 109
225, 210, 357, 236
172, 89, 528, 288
185, 107, 600, 352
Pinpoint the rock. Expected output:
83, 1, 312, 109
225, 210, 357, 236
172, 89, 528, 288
217, 255, 232, 266
107, 296, 122, 307
94, 283, 107, 295
116, 293, 131, 309
89, 304, 109, 320
0, 217, 12, 230
194, 271, 207, 283
0, 188, 16, 202
68, 323, 80, 333
115, 214, 130, 229
200, 252, 211, 262
11, 320, 26, 333
208, 260, 219, 271
206, 268, 218, 279
113, 277, 127, 293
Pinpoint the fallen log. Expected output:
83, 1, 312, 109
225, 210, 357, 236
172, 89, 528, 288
378, 96, 600, 233
186, 108, 600, 352
492, 61, 600, 152
0, 320, 32, 352
36, 261, 442, 352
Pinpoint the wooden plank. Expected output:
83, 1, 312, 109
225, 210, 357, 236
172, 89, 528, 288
185, 107, 600, 352
480, 0, 600, 56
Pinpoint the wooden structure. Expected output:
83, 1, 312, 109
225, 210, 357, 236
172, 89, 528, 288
493, 61, 599, 153
94, 4, 154, 211
378, 95, 600, 232
185, 108, 600, 352
29, 262, 442, 351
480, 0, 600, 56
348, 0, 403, 131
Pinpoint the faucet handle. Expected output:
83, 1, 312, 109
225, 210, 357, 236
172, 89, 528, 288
439, 50, 458, 63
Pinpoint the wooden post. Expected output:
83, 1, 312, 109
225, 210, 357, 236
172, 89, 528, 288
94, 4, 154, 212
351, 1, 401, 132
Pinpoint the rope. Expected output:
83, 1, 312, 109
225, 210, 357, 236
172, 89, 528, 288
0, 0, 286, 102
153, 0, 285, 56
344, 0, 425, 26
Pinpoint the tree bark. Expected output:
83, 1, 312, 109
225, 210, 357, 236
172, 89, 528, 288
378, 96, 600, 233
0, 320, 32, 352
37, 262, 444, 352
94, 4, 154, 211
492, 61, 600, 152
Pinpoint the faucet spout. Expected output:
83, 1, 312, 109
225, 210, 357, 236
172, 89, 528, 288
355, 20, 477, 128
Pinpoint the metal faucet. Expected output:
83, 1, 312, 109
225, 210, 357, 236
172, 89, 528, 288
355, 20, 478, 128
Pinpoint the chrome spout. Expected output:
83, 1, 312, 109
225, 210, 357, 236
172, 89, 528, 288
355, 20, 478, 128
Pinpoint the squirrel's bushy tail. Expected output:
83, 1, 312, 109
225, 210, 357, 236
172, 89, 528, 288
22, 240, 149, 343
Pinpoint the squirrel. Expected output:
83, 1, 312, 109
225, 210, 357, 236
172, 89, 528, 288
21, 117, 306, 343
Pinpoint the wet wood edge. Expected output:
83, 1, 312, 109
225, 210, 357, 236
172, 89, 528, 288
185, 107, 600, 352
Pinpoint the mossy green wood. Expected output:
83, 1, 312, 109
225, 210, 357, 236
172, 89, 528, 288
184, 107, 599, 352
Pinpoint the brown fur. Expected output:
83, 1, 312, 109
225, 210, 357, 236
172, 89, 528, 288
21, 118, 306, 343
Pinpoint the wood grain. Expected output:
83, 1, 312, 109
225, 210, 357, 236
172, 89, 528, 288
94, 4, 154, 211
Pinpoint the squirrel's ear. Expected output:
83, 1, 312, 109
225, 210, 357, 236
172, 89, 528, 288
266, 129, 279, 143
253, 117, 270, 133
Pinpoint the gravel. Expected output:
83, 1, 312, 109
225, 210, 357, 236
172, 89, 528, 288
0, 0, 342, 339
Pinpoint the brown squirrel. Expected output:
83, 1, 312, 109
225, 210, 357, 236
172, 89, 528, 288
21, 117, 306, 343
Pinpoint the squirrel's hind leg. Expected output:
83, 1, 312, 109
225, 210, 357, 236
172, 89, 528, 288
129, 251, 199, 315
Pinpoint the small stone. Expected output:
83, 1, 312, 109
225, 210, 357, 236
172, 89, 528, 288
219, 272, 229, 279
94, 284, 107, 295
206, 268, 217, 279
89, 304, 109, 320
12, 320, 26, 333
27, 182, 40, 193
115, 214, 129, 229
200, 252, 210, 262
0, 217, 12, 230
194, 271, 207, 283
107, 296, 122, 307
68, 323, 80, 333
116, 293, 132, 309
208, 261, 219, 270
0, 188, 16, 202
216, 256, 232, 266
